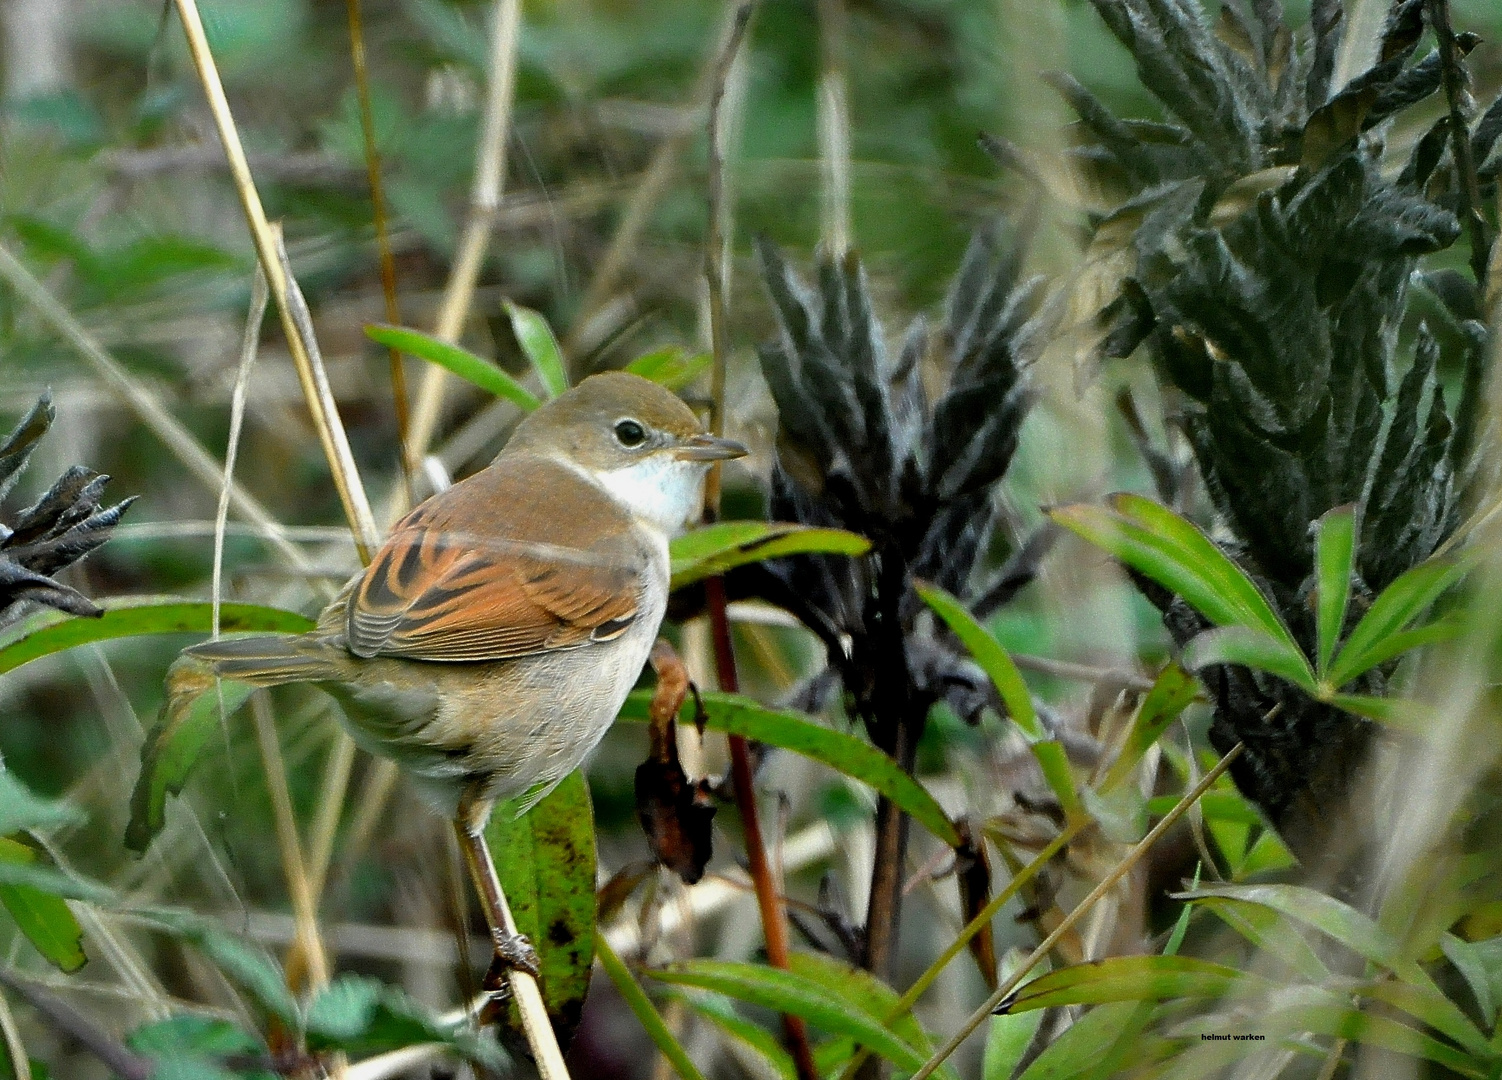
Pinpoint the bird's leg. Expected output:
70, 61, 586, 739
451, 814, 540, 981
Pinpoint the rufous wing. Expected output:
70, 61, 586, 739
344, 458, 645, 662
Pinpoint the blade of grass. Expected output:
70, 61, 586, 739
1313, 505, 1356, 678
504, 300, 569, 397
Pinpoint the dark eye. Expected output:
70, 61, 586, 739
614, 419, 647, 447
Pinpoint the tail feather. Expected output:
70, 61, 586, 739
184, 634, 342, 686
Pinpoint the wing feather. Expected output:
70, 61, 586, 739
345, 457, 645, 662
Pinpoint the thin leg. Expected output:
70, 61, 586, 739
453, 818, 573, 1080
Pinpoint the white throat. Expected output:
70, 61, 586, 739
556, 453, 708, 535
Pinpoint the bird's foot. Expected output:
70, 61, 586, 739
483, 929, 541, 992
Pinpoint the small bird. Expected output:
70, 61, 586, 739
182, 371, 744, 973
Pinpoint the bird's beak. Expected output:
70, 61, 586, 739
675, 433, 748, 461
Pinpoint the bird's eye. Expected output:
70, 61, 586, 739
614, 419, 647, 447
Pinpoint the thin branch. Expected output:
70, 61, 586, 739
1427, 0, 1491, 285
0, 970, 152, 1080
346, 0, 413, 494
0, 241, 315, 578
0, 987, 33, 1080
406, 0, 522, 474
909, 743, 1245, 1080
171, 0, 381, 563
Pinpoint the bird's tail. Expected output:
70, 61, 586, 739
181, 634, 344, 686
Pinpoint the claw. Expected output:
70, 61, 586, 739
484, 929, 541, 989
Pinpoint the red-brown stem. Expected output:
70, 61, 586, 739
706, 575, 819, 1080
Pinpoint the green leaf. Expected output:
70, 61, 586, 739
0, 837, 86, 972
504, 300, 569, 398
1327, 693, 1436, 734
1174, 884, 1492, 1059
0, 598, 314, 679
135, 909, 299, 1026
917, 581, 1081, 815
1440, 933, 1500, 1030
1326, 557, 1469, 689
127, 663, 262, 853
1100, 662, 1200, 791
669, 521, 871, 591
673, 991, 796, 1080
1192, 896, 1330, 981
648, 959, 931, 1075
0, 771, 84, 837
127, 1015, 274, 1080
1180, 625, 1319, 694
1314, 506, 1356, 677
596, 936, 708, 1080
625, 347, 713, 392
1016, 1001, 1157, 1080
486, 769, 596, 1047
618, 690, 959, 847
304, 974, 503, 1066
365, 323, 541, 412
999, 956, 1266, 1014
0, 853, 115, 906
1050, 495, 1309, 681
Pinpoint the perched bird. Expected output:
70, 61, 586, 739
182, 371, 744, 973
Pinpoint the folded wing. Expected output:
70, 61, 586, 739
345, 457, 643, 662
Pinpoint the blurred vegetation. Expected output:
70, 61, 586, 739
1, 0, 1501, 1077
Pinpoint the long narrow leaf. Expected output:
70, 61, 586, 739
999, 956, 1266, 1014
0, 837, 85, 972
1051, 495, 1302, 658
1181, 625, 1318, 694
618, 690, 959, 846
649, 959, 931, 1075
670, 522, 870, 591
365, 323, 541, 412
916, 582, 1081, 815
504, 301, 569, 398
1313, 505, 1356, 677
593, 940, 706, 1080
1326, 557, 1469, 689
626, 348, 713, 392
1101, 662, 1199, 791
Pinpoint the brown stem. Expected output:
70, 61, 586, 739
1427, 0, 1491, 285
706, 578, 820, 1080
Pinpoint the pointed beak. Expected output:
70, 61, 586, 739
674, 433, 748, 461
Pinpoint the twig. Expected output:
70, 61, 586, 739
701, 6, 819, 1078
1427, 0, 1491, 285
0, 987, 33, 1080
406, 0, 522, 472
816, 0, 852, 256
0, 242, 316, 578
0, 970, 152, 1080
1011, 652, 1156, 692
346, 0, 412, 493
213, 266, 269, 639
305, 733, 358, 904
171, 0, 381, 563
250, 693, 330, 992
453, 822, 572, 1080
562, 1, 751, 359
908, 742, 1245, 1080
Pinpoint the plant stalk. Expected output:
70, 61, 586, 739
1427, 0, 1492, 285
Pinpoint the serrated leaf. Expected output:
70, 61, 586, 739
1314, 505, 1355, 676
1326, 556, 1469, 688
0, 599, 313, 679
486, 769, 595, 1048
618, 690, 959, 847
998, 956, 1265, 1014
503, 300, 569, 398
0, 836, 85, 972
1050, 495, 1309, 684
648, 959, 930, 1075
1181, 625, 1319, 693
669, 522, 870, 591
365, 323, 541, 412
626, 348, 713, 392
